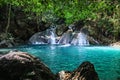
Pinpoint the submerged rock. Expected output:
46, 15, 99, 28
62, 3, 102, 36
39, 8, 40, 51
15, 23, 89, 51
0, 51, 56, 80
58, 61, 99, 80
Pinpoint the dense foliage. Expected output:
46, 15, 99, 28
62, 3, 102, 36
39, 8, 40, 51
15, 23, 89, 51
0, 0, 120, 44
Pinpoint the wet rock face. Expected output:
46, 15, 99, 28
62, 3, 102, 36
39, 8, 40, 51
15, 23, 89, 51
0, 51, 56, 80
58, 61, 99, 80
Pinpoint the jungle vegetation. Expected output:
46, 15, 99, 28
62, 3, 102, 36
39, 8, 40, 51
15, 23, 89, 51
0, 0, 120, 44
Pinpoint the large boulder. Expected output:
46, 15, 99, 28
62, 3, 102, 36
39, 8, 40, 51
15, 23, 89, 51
0, 51, 56, 80
58, 61, 99, 80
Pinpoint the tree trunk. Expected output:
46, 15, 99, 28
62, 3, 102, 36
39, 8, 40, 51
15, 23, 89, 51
36, 15, 40, 32
5, 3, 11, 34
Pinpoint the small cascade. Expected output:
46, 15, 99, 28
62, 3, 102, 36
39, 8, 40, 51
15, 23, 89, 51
71, 32, 89, 46
48, 29, 56, 44
58, 28, 73, 44
29, 32, 48, 44
77, 32, 89, 45
29, 25, 57, 44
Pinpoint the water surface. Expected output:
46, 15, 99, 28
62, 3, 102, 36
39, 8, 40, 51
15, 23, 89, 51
0, 45, 120, 80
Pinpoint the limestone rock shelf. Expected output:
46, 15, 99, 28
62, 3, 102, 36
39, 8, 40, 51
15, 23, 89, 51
110, 41, 120, 48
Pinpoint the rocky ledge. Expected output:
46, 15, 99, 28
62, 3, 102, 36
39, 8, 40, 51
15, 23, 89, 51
0, 51, 99, 80
110, 41, 120, 48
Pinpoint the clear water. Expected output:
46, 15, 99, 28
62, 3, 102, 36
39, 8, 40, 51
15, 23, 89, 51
1, 45, 120, 80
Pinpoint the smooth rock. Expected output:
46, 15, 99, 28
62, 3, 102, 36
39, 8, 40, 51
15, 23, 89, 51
0, 51, 56, 80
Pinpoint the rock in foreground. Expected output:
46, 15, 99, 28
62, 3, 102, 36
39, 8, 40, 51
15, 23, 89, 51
0, 51, 56, 80
58, 61, 99, 80
0, 51, 99, 80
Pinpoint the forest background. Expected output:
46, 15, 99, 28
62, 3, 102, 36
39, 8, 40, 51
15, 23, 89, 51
0, 0, 120, 47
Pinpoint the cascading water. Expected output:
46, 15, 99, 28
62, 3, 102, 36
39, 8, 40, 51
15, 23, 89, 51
58, 29, 73, 44
71, 32, 89, 46
77, 32, 89, 45
29, 26, 57, 44
29, 24, 90, 45
58, 25, 73, 45
29, 32, 48, 44
48, 29, 56, 44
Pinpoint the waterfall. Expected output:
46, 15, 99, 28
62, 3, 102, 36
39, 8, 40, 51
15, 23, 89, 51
47, 26, 57, 44
29, 32, 48, 44
29, 24, 90, 46
29, 24, 57, 45
77, 32, 89, 45
58, 29, 73, 44
71, 32, 89, 46
49, 30, 56, 44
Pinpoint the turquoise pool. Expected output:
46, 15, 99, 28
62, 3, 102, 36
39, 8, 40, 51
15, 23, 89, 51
1, 45, 120, 80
